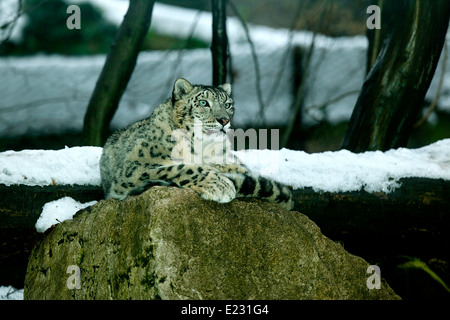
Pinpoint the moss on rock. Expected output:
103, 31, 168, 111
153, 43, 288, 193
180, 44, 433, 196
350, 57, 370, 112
24, 186, 400, 300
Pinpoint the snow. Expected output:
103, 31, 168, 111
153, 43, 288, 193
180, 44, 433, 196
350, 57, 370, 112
76, 0, 450, 120
0, 146, 102, 187
237, 139, 450, 193
1, 139, 449, 298
1, 1, 450, 298
1, 1, 449, 137
1, 140, 449, 194
0, 0, 27, 43
0, 286, 24, 300
0, 139, 447, 232
70, 0, 129, 26
35, 197, 97, 233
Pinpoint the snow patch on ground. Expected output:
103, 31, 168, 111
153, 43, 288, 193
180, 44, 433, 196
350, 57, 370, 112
0, 286, 24, 300
35, 197, 97, 233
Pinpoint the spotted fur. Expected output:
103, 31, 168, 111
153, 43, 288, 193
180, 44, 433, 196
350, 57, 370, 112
100, 78, 293, 210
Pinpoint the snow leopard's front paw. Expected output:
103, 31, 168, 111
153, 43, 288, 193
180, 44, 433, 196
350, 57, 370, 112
189, 174, 236, 204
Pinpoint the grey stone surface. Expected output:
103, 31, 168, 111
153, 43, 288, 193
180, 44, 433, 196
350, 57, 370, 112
24, 186, 400, 300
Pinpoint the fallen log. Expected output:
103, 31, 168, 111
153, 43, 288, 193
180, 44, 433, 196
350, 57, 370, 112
294, 177, 450, 262
0, 185, 104, 288
0, 177, 449, 288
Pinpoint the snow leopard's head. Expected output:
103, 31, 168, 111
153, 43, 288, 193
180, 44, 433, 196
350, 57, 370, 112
171, 78, 234, 135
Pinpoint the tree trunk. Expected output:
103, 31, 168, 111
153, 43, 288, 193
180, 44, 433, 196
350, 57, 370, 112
82, 0, 155, 146
341, 0, 450, 152
365, 0, 388, 74
211, 0, 228, 85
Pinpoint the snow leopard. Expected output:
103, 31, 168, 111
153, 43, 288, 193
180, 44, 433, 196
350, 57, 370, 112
100, 78, 294, 210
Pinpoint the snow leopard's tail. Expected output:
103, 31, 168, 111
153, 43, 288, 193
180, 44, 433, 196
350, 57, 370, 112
223, 172, 294, 211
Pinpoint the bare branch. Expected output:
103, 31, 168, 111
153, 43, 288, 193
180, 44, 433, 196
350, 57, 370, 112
341, 0, 450, 152
228, 0, 265, 123
83, 0, 155, 146
211, 0, 228, 85
158, 10, 203, 102
413, 43, 447, 129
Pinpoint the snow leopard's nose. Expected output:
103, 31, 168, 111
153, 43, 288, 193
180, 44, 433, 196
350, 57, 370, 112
217, 118, 230, 127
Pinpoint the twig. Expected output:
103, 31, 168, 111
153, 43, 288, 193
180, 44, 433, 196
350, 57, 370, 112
281, 0, 331, 148
0, 97, 82, 114
227, 0, 266, 124
280, 32, 317, 147
158, 10, 202, 102
305, 90, 361, 123
413, 42, 447, 129
211, 0, 229, 85
0, 0, 23, 44
1, 0, 54, 44
265, 0, 304, 107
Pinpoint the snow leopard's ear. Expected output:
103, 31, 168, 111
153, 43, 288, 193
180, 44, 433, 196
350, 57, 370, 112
219, 83, 231, 95
173, 78, 194, 101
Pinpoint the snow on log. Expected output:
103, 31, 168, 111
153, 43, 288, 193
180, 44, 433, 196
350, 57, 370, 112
0, 140, 449, 287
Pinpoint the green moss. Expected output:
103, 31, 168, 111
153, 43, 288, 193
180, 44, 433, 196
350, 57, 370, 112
141, 271, 157, 288
398, 258, 450, 294
77, 249, 85, 265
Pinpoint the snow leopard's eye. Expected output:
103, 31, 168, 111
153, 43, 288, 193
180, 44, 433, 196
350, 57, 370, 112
199, 100, 209, 107
225, 103, 232, 109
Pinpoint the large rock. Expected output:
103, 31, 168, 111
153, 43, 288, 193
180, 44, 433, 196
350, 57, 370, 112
24, 186, 400, 300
